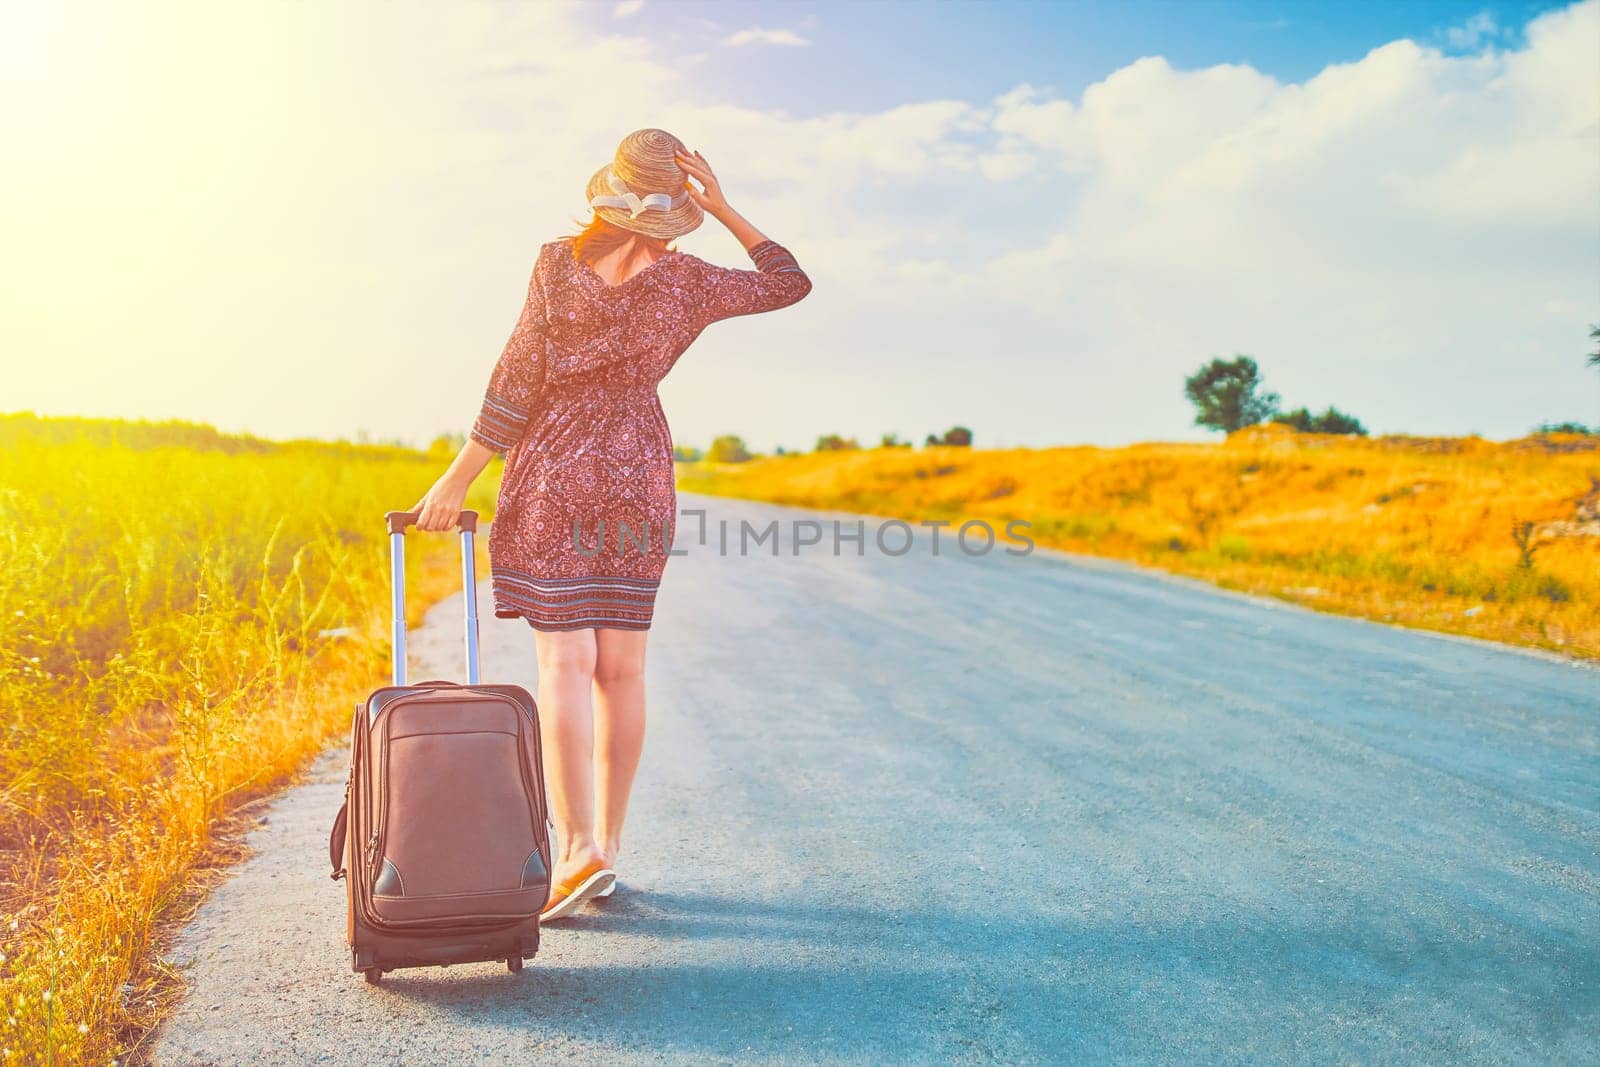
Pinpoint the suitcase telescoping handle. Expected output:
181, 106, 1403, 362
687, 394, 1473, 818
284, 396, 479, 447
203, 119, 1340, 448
383, 510, 481, 687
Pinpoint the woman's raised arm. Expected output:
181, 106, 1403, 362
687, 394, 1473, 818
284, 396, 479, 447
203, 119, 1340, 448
693, 237, 813, 331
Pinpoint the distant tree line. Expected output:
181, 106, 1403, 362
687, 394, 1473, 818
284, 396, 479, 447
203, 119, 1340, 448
809, 425, 972, 451
674, 425, 976, 464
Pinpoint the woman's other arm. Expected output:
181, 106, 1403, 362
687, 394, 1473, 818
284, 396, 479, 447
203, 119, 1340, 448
414, 249, 552, 531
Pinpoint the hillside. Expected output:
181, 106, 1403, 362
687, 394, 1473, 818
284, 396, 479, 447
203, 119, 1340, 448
677, 425, 1600, 660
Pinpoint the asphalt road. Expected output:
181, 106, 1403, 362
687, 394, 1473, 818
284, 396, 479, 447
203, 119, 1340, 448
153, 493, 1600, 1065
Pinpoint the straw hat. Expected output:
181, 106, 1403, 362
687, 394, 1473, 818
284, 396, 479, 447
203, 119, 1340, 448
584, 128, 704, 240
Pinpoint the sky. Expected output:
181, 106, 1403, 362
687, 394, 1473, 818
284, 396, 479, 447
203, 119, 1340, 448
2, 0, 1596, 451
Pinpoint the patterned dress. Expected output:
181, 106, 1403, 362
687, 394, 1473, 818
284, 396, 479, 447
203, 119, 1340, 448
468, 237, 812, 631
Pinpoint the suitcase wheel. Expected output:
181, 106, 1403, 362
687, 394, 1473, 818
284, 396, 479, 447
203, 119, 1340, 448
364, 968, 384, 985
506, 957, 524, 975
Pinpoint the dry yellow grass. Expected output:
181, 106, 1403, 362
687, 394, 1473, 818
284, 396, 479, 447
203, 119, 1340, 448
0, 414, 493, 1064
677, 424, 1600, 660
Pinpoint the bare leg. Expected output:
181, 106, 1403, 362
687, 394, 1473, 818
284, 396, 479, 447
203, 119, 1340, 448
592, 627, 649, 866
533, 628, 607, 882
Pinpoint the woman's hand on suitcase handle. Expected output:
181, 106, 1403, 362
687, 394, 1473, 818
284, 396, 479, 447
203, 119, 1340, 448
413, 474, 470, 532
412, 439, 495, 531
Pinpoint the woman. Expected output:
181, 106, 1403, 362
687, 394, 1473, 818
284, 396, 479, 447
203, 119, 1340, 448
410, 129, 813, 921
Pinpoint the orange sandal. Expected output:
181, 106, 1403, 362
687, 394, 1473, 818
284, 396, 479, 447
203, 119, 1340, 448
539, 858, 616, 922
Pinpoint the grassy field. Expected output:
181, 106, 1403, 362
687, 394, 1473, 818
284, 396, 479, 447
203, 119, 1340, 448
2, 415, 1594, 1062
677, 425, 1600, 661
0, 414, 494, 1064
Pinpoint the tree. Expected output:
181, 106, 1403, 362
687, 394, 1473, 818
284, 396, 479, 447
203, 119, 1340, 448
879, 433, 911, 449
814, 433, 861, 451
1273, 405, 1368, 435
706, 434, 751, 463
925, 426, 973, 447
1184, 355, 1279, 434
1588, 324, 1600, 369
672, 443, 702, 462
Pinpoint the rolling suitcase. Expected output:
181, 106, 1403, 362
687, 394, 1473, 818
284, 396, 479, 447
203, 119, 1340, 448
328, 509, 551, 984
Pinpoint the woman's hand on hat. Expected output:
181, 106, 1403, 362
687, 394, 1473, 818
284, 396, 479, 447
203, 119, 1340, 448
675, 149, 729, 217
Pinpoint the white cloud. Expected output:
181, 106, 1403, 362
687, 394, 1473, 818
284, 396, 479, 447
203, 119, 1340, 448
976, 149, 1037, 182
723, 27, 810, 47
863, 2, 1600, 444
1444, 11, 1500, 49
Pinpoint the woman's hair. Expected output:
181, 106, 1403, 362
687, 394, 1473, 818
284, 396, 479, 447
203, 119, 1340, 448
565, 216, 675, 273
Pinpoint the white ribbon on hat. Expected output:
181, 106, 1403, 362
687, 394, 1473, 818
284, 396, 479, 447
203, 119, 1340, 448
588, 167, 690, 219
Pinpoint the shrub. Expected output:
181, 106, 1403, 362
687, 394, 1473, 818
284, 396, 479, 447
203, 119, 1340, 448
706, 435, 752, 463
1217, 534, 1253, 561
1533, 422, 1597, 436
1275, 406, 1368, 435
